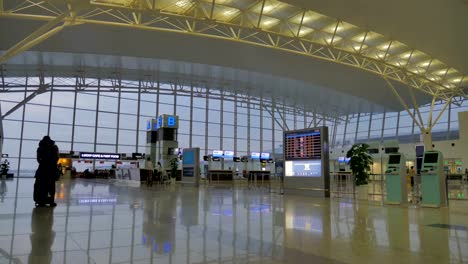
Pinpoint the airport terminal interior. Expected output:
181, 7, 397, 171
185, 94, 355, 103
0, 0, 467, 263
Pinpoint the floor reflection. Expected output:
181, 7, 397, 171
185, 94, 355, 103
29, 207, 55, 264
0, 178, 466, 263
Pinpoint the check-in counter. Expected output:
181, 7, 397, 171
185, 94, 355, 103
208, 170, 234, 181
248, 171, 270, 181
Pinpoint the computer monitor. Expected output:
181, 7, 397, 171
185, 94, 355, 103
424, 153, 438, 163
388, 155, 401, 165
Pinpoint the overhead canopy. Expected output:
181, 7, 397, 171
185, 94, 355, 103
0, 0, 466, 116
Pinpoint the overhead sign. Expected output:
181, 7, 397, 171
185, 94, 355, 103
1, 154, 8, 158
251, 152, 260, 160
224, 151, 234, 158
79, 152, 121, 160
212, 150, 223, 158
260, 153, 270, 160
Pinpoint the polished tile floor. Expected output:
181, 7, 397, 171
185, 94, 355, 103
0, 178, 467, 264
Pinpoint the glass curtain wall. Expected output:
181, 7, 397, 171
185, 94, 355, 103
0, 76, 331, 177
2, 76, 466, 176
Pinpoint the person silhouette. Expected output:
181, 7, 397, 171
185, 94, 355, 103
34, 136, 59, 207
28, 207, 55, 264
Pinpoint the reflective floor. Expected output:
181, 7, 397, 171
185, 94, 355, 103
0, 178, 467, 264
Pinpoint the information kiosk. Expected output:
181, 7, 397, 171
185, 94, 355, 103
421, 151, 448, 207
182, 148, 200, 186
283, 127, 329, 197
385, 153, 407, 205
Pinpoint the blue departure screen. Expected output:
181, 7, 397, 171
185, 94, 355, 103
146, 121, 151, 130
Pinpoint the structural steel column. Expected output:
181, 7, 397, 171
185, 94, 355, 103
16, 76, 28, 174
93, 79, 101, 153
342, 115, 348, 147
395, 111, 401, 139
234, 93, 238, 155
204, 88, 209, 153
70, 85, 78, 151
46, 77, 54, 135
354, 113, 360, 142
136, 83, 141, 153
271, 100, 276, 158
115, 83, 122, 153
247, 96, 251, 154
260, 96, 264, 153
220, 90, 224, 150
380, 111, 386, 141
367, 113, 373, 140
189, 85, 194, 148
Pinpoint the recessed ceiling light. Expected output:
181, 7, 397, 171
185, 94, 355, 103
401, 53, 411, 58
451, 78, 462, 83
435, 69, 448, 75
263, 5, 273, 12
420, 61, 430, 67
175, 0, 189, 8
262, 20, 273, 26
223, 10, 234, 16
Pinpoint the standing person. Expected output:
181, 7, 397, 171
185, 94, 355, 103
34, 136, 59, 207
464, 168, 468, 182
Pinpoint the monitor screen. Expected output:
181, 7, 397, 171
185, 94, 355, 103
338, 157, 345, 163
388, 155, 401, 165
223, 151, 234, 158
285, 160, 321, 177
251, 152, 260, 159
424, 153, 438, 164
212, 150, 223, 158
260, 153, 270, 160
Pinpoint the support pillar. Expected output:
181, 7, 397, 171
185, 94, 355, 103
421, 129, 433, 151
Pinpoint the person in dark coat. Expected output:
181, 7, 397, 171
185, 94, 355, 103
34, 136, 59, 207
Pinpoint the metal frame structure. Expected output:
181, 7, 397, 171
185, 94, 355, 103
0, 0, 466, 102
0, 75, 334, 174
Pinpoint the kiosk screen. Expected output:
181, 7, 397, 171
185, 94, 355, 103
388, 155, 401, 165
424, 153, 438, 163
285, 160, 321, 177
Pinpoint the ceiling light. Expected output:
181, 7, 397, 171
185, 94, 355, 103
451, 78, 462, 83
380, 44, 390, 50
353, 45, 361, 50
402, 53, 411, 58
262, 20, 274, 26
435, 69, 448, 75
175, 0, 189, 8
299, 29, 310, 36
263, 5, 273, 12
420, 61, 430, 67
223, 10, 234, 16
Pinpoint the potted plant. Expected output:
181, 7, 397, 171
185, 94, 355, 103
169, 158, 178, 184
0, 159, 10, 179
346, 144, 373, 199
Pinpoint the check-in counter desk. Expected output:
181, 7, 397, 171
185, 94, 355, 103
208, 170, 234, 181
248, 171, 270, 181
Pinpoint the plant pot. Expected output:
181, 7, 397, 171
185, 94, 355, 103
356, 184, 369, 200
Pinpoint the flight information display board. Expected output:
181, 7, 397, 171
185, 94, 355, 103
284, 129, 322, 160
283, 127, 330, 197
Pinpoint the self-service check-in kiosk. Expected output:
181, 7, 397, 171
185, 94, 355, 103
421, 151, 448, 207
385, 153, 407, 205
